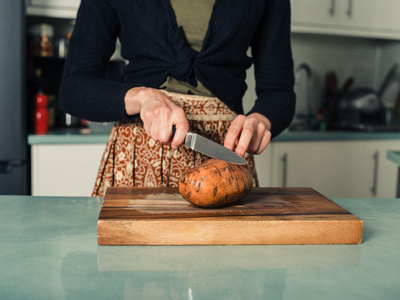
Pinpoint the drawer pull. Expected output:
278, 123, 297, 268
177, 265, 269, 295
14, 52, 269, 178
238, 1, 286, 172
329, 0, 336, 16
370, 151, 379, 197
281, 153, 288, 187
347, 0, 353, 18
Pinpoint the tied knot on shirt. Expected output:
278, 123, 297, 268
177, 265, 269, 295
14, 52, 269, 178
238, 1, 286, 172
170, 27, 198, 86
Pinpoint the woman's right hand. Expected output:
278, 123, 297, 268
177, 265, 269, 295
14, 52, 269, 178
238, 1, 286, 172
124, 87, 189, 149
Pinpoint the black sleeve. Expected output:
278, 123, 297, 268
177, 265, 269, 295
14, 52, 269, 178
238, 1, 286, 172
59, 0, 136, 122
247, 0, 296, 138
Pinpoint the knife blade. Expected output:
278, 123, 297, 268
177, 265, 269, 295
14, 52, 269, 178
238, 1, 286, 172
184, 132, 247, 164
172, 126, 247, 165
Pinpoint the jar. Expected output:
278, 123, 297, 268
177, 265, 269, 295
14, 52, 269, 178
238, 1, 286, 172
28, 23, 54, 57
383, 104, 397, 126
56, 38, 67, 58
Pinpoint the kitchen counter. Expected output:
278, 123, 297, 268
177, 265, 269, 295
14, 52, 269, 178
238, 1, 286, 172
387, 150, 400, 165
27, 129, 400, 145
1, 195, 399, 299
28, 128, 111, 145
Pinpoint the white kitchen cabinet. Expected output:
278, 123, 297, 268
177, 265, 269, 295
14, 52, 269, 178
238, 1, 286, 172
291, 0, 339, 27
31, 144, 105, 196
31, 138, 399, 198
256, 139, 400, 199
266, 141, 365, 198
254, 145, 273, 188
361, 140, 400, 198
340, 0, 400, 33
26, 0, 80, 18
291, 0, 400, 40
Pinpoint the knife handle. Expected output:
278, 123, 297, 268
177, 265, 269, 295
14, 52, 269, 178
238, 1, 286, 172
171, 125, 176, 140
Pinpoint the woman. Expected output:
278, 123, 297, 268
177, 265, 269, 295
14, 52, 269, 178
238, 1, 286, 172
59, 0, 296, 196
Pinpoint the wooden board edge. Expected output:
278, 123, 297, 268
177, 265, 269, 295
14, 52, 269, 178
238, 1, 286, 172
97, 218, 363, 246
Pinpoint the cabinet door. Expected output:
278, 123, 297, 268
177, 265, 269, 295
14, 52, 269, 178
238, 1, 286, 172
339, 0, 400, 33
291, 0, 400, 39
362, 140, 400, 198
270, 141, 365, 198
254, 145, 273, 187
32, 144, 105, 197
291, 0, 337, 26
26, 0, 80, 18
28, 0, 80, 9
337, 0, 374, 28
372, 0, 400, 32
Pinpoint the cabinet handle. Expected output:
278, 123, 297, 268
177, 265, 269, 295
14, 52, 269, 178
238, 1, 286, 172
347, 0, 353, 18
0, 160, 24, 174
329, 0, 336, 16
370, 151, 379, 197
281, 153, 288, 187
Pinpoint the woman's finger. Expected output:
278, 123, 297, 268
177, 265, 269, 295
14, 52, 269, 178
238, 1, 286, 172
171, 120, 189, 150
253, 125, 271, 154
224, 115, 246, 151
234, 121, 256, 157
225, 114, 272, 156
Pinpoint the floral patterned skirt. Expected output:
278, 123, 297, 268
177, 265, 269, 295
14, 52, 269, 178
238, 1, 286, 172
92, 91, 258, 197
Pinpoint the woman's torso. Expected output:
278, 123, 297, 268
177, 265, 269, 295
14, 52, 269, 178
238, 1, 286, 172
160, 0, 215, 96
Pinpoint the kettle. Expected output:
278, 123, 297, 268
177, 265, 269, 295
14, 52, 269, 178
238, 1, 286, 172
334, 88, 383, 129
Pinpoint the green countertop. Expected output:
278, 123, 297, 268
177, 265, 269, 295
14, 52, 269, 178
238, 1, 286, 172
28, 128, 111, 145
387, 150, 400, 165
1, 195, 399, 299
28, 129, 400, 145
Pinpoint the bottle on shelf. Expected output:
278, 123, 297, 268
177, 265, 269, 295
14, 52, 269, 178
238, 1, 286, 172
28, 23, 54, 57
32, 68, 49, 134
34, 90, 49, 135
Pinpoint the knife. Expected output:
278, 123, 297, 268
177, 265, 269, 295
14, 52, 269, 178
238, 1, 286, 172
172, 126, 247, 165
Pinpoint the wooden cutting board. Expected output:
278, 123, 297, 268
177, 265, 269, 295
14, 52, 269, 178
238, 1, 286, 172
97, 187, 363, 245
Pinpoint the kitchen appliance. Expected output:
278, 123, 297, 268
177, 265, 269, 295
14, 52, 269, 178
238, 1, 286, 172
0, 0, 28, 194
379, 63, 400, 108
379, 63, 400, 126
97, 187, 363, 245
333, 64, 400, 131
333, 88, 383, 130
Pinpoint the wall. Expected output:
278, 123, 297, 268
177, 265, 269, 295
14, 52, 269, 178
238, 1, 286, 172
243, 33, 400, 119
380, 40, 400, 80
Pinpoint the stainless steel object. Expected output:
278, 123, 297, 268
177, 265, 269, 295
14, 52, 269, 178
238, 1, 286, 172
294, 63, 313, 129
183, 131, 247, 165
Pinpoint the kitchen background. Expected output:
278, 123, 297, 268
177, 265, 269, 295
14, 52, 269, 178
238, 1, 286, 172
244, 34, 400, 123
1, 0, 400, 199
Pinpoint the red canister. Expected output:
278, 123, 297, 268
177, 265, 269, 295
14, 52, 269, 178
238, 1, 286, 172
34, 92, 49, 135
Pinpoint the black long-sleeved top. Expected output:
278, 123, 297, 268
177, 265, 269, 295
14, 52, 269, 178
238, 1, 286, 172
59, 0, 295, 138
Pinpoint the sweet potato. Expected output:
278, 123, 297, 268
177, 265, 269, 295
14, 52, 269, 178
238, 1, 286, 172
178, 159, 253, 208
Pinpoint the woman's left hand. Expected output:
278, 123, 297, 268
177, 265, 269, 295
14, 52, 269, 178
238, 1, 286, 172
224, 113, 272, 157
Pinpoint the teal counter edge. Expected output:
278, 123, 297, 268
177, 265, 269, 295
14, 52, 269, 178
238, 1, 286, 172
274, 131, 400, 141
28, 130, 400, 145
387, 150, 400, 165
28, 129, 110, 145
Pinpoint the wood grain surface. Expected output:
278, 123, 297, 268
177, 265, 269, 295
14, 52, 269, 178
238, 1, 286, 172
97, 187, 363, 245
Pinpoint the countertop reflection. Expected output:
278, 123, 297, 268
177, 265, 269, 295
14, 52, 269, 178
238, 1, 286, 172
0, 195, 399, 299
